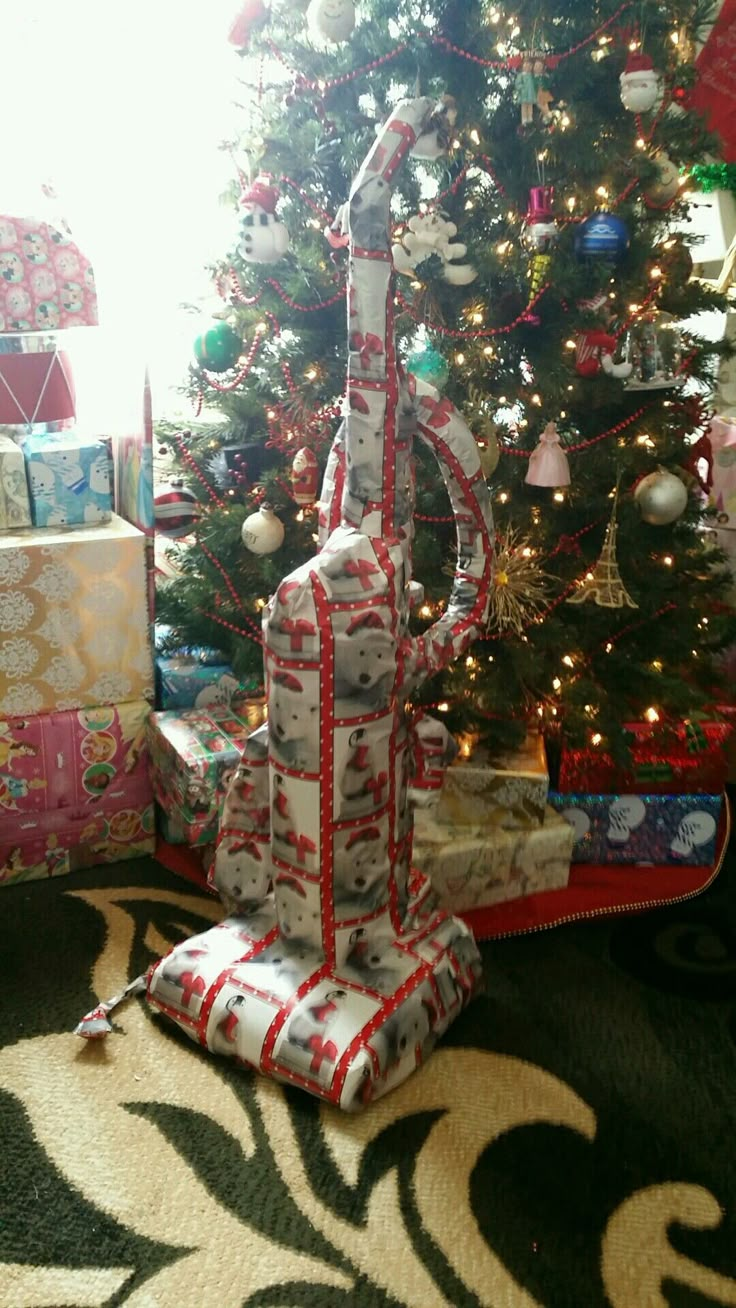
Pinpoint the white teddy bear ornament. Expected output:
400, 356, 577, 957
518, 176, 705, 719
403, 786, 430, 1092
391, 211, 477, 286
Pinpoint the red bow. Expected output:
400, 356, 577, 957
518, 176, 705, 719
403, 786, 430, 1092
279, 617, 317, 651
286, 831, 317, 865
274, 789, 290, 819
308, 1035, 338, 1073
229, 836, 263, 859
344, 558, 380, 591
220, 1009, 240, 1042
364, 771, 388, 801
350, 332, 384, 370
419, 395, 453, 428
180, 971, 206, 1008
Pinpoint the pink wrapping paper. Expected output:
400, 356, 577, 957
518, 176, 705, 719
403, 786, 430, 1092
0, 215, 98, 333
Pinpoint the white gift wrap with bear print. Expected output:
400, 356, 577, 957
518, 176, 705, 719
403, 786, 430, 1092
148, 98, 495, 1109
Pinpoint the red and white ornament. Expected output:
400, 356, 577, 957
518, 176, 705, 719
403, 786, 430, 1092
238, 178, 290, 265
154, 479, 200, 538
574, 330, 632, 380
291, 447, 319, 504
228, 0, 269, 48
619, 52, 660, 113
241, 503, 285, 554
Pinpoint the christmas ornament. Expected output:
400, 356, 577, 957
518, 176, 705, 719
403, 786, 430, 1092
525, 421, 570, 486
634, 468, 689, 525
477, 433, 500, 478
291, 447, 319, 503
521, 186, 557, 294
567, 494, 637, 608
306, 0, 355, 43
486, 525, 551, 635
238, 178, 290, 264
643, 152, 681, 207
574, 330, 632, 380
241, 502, 285, 553
465, 385, 500, 477
649, 237, 693, 283
154, 479, 200, 538
575, 212, 630, 261
207, 442, 281, 492
193, 322, 242, 373
406, 338, 449, 390
619, 51, 660, 113
514, 55, 554, 127
392, 212, 477, 286
228, 0, 269, 48
623, 310, 682, 390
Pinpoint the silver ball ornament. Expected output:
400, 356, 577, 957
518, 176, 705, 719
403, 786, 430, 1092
241, 504, 285, 554
634, 468, 688, 525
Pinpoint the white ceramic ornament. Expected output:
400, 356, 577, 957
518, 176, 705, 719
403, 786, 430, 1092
634, 468, 688, 525
644, 152, 681, 207
306, 0, 355, 43
619, 52, 660, 113
392, 212, 477, 286
238, 178, 290, 265
241, 503, 285, 554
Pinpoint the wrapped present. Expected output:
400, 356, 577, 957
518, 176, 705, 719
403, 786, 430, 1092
0, 699, 154, 886
436, 732, 549, 829
706, 415, 736, 527
548, 792, 723, 865
557, 720, 732, 795
146, 901, 481, 1111
0, 434, 31, 529
0, 214, 98, 333
0, 514, 154, 716
154, 623, 228, 665
412, 803, 573, 914
155, 656, 253, 711
147, 703, 266, 846
23, 431, 113, 528
0, 347, 76, 426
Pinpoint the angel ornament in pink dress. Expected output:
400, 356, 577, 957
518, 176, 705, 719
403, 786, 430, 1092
525, 421, 570, 487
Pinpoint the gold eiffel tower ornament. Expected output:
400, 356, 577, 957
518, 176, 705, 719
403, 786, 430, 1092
567, 491, 638, 609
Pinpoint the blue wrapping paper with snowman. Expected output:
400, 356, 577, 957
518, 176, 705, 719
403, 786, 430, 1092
549, 792, 722, 865
24, 431, 113, 527
79, 99, 494, 1110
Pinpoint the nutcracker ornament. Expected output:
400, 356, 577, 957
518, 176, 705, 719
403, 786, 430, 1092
238, 178, 290, 264
100, 97, 492, 1111
521, 186, 557, 294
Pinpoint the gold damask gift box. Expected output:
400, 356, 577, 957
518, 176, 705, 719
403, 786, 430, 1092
0, 514, 154, 716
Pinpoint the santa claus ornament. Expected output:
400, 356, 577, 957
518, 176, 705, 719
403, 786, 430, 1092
574, 330, 632, 380
619, 52, 660, 113
291, 447, 319, 503
238, 178, 290, 265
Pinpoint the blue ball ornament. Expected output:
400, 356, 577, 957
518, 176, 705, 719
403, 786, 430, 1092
406, 339, 450, 390
575, 211, 630, 261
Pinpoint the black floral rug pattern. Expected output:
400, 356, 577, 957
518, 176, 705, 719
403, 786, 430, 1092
1, 850, 735, 1308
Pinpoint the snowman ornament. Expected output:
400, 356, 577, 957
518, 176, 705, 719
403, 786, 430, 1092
238, 178, 290, 265
306, 0, 355, 43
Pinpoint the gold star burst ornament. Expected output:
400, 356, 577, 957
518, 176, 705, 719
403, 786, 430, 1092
486, 525, 552, 634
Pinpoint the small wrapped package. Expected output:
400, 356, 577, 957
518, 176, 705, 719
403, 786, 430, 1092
155, 656, 249, 711
1, 700, 154, 886
436, 733, 549, 829
147, 703, 266, 846
557, 720, 732, 795
0, 514, 154, 716
23, 432, 113, 528
146, 898, 481, 1111
0, 434, 31, 529
548, 792, 723, 865
412, 803, 573, 914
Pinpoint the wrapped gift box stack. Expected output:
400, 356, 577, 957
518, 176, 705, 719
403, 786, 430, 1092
412, 732, 574, 920
147, 700, 266, 847
153, 623, 259, 712
549, 718, 731, 865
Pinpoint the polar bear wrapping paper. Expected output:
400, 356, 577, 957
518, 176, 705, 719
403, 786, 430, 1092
0, 514, 153, 716
548, 792, 723, 865
142, 99, 494, 1110
0, 435, 31, 529
0, 214, 98, 334
23, 432, 113, 528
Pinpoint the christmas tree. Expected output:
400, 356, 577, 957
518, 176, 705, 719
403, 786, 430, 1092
156, 0, 736, 772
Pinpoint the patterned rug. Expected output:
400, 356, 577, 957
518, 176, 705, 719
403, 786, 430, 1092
1, 852, 735, 1308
